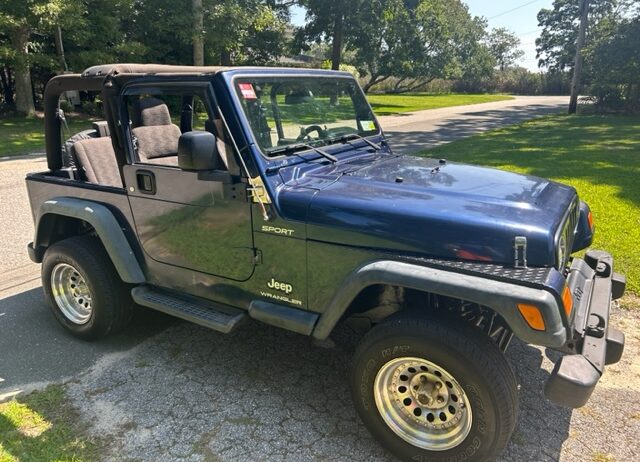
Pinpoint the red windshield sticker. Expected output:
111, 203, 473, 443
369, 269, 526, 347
238, 83, 257, 100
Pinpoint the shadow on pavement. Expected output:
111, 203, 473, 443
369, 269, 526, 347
386, 105, 564, 155
52, 313, 574, 461
0, 286, 177, 394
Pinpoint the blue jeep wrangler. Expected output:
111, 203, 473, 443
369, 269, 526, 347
26, 64, 626, 461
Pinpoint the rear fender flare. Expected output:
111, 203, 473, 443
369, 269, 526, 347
32, 197, 145, 283
312, 260, 566, 347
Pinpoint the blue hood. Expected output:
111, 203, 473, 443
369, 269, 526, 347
278, 154, 577, 267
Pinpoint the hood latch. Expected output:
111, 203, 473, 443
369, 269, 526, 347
514, 236, 528, 268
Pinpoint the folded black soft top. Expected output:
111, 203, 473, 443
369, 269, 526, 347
81, 63, 230, 78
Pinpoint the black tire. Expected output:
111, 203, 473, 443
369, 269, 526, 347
351, 315, 518, 462
42, 235, 134, 340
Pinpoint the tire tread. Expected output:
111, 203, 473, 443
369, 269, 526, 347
42, 235, 133, 339
352, 315, 518, 461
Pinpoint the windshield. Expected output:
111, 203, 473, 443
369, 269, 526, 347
233, 76, 380, 156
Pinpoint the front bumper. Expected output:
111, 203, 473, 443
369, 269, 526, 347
544, 250, 626, 408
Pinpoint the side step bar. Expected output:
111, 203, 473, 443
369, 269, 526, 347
132, 286, 246, 334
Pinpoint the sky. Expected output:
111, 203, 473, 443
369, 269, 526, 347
290, 0, 555, 71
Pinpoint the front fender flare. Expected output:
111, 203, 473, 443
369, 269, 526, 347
32, 197, 145, 284
312, 260, 566, 348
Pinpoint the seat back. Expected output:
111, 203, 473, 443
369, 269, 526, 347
71, 137, 122, 188
131, 98, 181, 165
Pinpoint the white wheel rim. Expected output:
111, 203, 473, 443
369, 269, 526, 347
50, 263, 93, 325
373, 356, 473, 451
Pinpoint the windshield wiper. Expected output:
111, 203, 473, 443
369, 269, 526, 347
269, 142, 337, 163
327, 133, 381, 151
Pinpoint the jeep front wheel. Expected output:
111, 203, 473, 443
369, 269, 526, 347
351, 316, 518, 462
42, 235, 134, 340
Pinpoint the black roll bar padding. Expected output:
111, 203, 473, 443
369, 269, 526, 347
101, 75, 127, 176
44, 74, 104, 171
180, 95, 195, 133
270, 83, 285, 140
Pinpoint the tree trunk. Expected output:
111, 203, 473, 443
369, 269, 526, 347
192, 0, 205, 66
569, 0, 589, 114
12, 26, 35, 116
362, 80, 375, 93
362, 75, 389, 93
1, 66, 14, 107
629, 83, 640, 112
54, 26, 69, 72
220, 50, 232, 66
330, 9, 344, 70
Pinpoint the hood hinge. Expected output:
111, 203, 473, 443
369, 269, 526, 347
248, 176, 271, 221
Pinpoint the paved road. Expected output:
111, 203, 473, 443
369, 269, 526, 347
2, 96, 638, 461
380, 95, 569, 154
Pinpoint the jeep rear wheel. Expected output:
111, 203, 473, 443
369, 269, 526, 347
42, 235, 134, 340
351, 316, 518, 462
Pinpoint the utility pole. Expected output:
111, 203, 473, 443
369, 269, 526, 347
192, 0, 204, 66
568, 0, 589, 114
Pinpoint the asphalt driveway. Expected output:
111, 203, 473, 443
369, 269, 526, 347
380, 95, 569, 154
2, 96, 638, 461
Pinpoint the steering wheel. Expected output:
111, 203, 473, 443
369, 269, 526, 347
296, 124, 326, 141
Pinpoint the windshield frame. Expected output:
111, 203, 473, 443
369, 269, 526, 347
228, 72, 382, 161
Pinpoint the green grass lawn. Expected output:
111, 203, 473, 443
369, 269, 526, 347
367, 93, 513, 116
418, 114, 640, 297
0, 94, 513, 157
0, 385, 100, 461
0, 116, 95, 157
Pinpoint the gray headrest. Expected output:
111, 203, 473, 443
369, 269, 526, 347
133, 98, 172, 126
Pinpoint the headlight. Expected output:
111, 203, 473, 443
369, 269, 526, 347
555, 200, 579, 269
557, 234, 567, 268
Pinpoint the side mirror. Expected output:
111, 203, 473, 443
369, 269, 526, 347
178, 131, 221, 171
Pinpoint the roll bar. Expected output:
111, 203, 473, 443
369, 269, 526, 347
43, 75, 104, 171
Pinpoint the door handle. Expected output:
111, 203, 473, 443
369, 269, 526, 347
136, 170, 156, 195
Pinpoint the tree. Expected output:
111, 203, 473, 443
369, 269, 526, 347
586, 15, 640, 110
535, 0, 638, 110
204, 0, 290, 65
295, 0, 354, 70
0, 1, 81, 115
63, 0, 149, 70
345, 0, 410, 92
193, 0, 205, 66
348, 0, 488, 93
486, 28, 524, 71
535, 0, 618, 72
568, 0, 590, 114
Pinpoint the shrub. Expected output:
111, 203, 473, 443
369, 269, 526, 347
80, 99, 102, 117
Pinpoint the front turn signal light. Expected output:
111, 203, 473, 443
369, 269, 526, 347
562, 286, 574, 317
517, 303, 546, 331
587, 210, 594, 230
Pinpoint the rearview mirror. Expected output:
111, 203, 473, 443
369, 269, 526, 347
284, 89, 314, 105
178, 131, 221, 171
